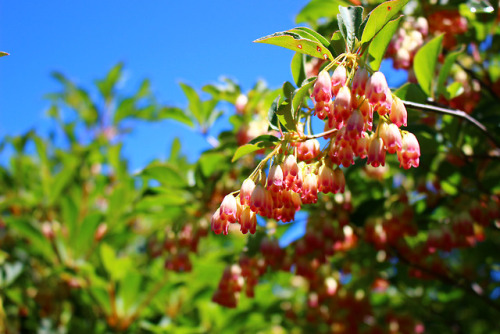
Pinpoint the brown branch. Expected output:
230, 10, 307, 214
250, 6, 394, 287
402, 100, 500, 149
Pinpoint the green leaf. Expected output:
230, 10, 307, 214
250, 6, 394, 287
437, 46, 464, 98
96, 63, 123, 101
100, 243, 132, 281
0, 51, 9, 57
179, 82, 203, 123
137, 79, 151, 98
141, 163, 187, 188
446, 82, 464, 99
291, 53, 307, 87
367, 16, 402, 71
158, 107, 194, 127
254, 30, 333, 61
292, 77, 316, 112
232, 141, 276, 162
296, 0, 350, 25
337, 6, 364, 52
413, 34, 444, 97
360, 0, 409, 45
248, 135, 280, 145
293, 27, 330, 47
268, 96, 281, 131
330, 31, 346, 57
393, 83, 427, 104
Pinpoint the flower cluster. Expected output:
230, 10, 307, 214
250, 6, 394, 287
211, 153, 346, 235
312, 66, 420, 170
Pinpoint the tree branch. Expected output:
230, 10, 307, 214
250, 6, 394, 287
402, 100, 500, 149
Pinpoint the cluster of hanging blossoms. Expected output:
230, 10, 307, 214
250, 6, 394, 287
211, 54, 420, 235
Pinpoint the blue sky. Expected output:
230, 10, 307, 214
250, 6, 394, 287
0, 1, 405, 170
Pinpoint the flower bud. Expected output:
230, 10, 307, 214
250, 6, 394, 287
318, 164, 335, 194
297, 139, 320, 161
366, 72, 392, 113
380, 123, 402, 154
240, 178, 256, 206
367, 137, 386, 167
352, 67, 369, 96
333, 86, 352, 122
267, 164, 284, 192
220, 194, 238, 223
331, 65, 347, 96
312, 70, 332, 103
390, 97, 407, 127
240, 207, 257, 235
397, 132, 420, 169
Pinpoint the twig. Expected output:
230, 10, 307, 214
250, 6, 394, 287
299, 128, 338, 141
402, 100, 500, 149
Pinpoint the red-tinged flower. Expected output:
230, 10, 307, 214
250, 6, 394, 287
354, 132, 370, 158
376, 91, 393, 116
380, 123, 402, 154
291, 191, 302, 210
267, 164, 284, 192
301, 173, 318, 204
297, 139, 320, 161
333, 86, 352, 122
366, 72, 392, 110
283, 155, 299, 178
333, 168, 345, 193
220, 194, 238, 223
367, 136, 386, 167
211, 210, 229, 235
352, 67, 369, 96
240, 207, 257, 234
291, 167, 304, 193
312, 70, 332, 103
332, 140, 355, 168
250, 184, 266, 213
314, 101, 333, 120
318, 164, 335, 194
331, 65, 347, 96
346, 109, 364, 140
240, 178, 255, 206
390, 97, 407, 127
397, 132, 420, 169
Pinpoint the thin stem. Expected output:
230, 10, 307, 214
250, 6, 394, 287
402, 100, 500, 149
298, 128, 338, 141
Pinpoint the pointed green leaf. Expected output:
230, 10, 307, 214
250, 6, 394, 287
179, 82, 203, 123
330, 31, 346, 57
232, 141, 276, 162
158, 107, 193, 127
337, 6, 364, 52
96, 62, 124, 101
254, 30, 333, 61
361, 0, 409, 45
0, 51, 9, 57
367, 16, 402, 71
413, 34, 444, 97
296, 0, 350, 25
292, 77, 316, 113
292, 27, 330, 47
291, 52, 307, 87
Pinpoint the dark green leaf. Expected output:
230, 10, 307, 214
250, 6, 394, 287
437, 46, 464, 98
330, 31, 346, 57
413, 34, 444, 97
248, 135, 280, 145
393, 83, 428, 103
268, 96, 281, 131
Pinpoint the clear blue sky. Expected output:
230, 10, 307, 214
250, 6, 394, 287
0, 1, 405, 170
